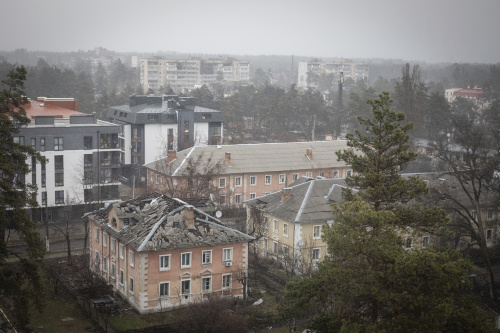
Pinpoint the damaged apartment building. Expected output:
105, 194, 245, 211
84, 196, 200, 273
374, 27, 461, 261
87, 192, 253, 313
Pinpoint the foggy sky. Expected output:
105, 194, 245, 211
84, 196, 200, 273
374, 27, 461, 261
2, 0, 499, 64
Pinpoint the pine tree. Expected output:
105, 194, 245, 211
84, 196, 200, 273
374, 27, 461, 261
0, 66, 46, 329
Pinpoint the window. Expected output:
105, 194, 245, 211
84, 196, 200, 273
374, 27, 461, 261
94, 227, 99, 242
488, 209, 494, 220
223, 248, 233, 262
235, 194, 241, 204
283, 245, 289, 258
250, 176, 256, 186
263, 238, 268, 252
250, 193, 256, 199
333, 170, 339, 178
159, 282, 170, 297
54, 137, 64, 151
40, 137, 45, 152
222, 274, 232, 289
265, 175, 271, 185
181, 252, 191, 268
235, 176, 241, 187
273, 241, 278, 255
129, 277, 134, 293
202, 250, 212, 265
273, 219, 279, 233
292, 173, 299, 181
129, 250, 135, 267
279, 174, 285, 184
119, 269, 124, 285
283, 223, 288, 237
55, 173, 64, 187
219, 177, 226, 188
471, 210, 477, 221
219, 195, 226, 205
13, 136, 24, 145
306, 172, 312, 178
486, 229, 493, 241
111, 238, 116, 253
84, 136, 93, 150
312, 248, 320, 260
84, 154, 93, 167
313, 225, 321, 239
319, 172, 325, 177
41, 192, 47, 205
103, 233, 108, 247
111, 262, 115, 278
31, 138, 36, 149
102, 257, 108, 272
119, 244, 124, 259
264, 216, 269, 230
181, 279, 191, 298
156, 174, 159, 184
202, 276, 211, 292
55, 190, 64, 204
422, 236, 430, 248
160, 254, 171, 271
346, 170, 352, 177
405, 237, 413, 249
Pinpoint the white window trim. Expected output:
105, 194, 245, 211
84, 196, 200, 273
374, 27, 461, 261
129, 250, 135, 267
201, 276, 212, 292
202, 250, 212, 265
250, 176, 256, 186
159, 281, 170, 298
279, 174, 285, 184
265, 175, 272, 185
292, 173, 299, 181
95, 226, 99, 242
250, 193, 256, 199
129, 277, 134, 293
283, 223, 289, 237
181, 278, 191, 298
119, 269, 124, 285
111, 238, 116, 253
306, 172, 312, 178
222, 273, 232, 289
273, 219, 279, 233
119, 244, 124, 259
103, 232, 108, 247
235, 194, 242, 204
234, 176, 242, 187
159, 254, 171, 271
223, 247, 233, 262
313, 225, 321, 239
181, 252, 192, 268
312, 248, 321, 260
219, 177, 226, 188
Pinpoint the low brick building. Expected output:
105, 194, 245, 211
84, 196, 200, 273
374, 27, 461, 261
87, 192, 254, 313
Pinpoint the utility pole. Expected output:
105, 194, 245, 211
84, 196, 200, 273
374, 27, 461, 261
335, 72, 344, 139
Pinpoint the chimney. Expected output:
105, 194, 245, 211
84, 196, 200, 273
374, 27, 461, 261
281, 188, 292, 201
167, 150, 176, 162
184, 206, 195, 229
225, 152, 231, 166
306, 148, 313, 160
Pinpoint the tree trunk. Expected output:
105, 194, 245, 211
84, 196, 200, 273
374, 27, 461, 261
66, 234, 72, 266
479, 237, 495, 300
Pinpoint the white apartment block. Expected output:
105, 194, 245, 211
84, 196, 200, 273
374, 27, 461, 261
140, 57, 250, 93
297, 59, 369, 89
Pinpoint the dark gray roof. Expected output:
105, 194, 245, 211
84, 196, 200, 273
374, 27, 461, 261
89, 193, 253, 252
245, 178, 351, 223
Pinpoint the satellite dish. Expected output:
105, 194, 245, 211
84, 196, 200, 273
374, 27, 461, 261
140, 176, 145, 181
215, 210, 222, 218
298, 240, 304, 246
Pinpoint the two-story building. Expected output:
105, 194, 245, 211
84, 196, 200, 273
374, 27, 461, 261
144, 141, 353, 206
87, 192, 254, 313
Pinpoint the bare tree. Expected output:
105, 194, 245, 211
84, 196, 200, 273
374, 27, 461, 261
433, 110, 500, 301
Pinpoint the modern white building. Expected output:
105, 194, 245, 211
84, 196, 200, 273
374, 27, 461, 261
107, 95, 224, 187
18, 98, 121, 222
140, 57, 250, 93
297, 59, 369, 89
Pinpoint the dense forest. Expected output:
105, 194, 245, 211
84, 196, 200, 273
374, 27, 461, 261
1, 48, 499, 144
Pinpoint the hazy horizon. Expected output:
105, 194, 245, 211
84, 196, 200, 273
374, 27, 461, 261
1, 0, 499, 64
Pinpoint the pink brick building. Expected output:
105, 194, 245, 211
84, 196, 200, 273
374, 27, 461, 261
88, 192, 253, 313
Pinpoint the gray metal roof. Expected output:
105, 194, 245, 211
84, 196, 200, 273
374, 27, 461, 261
145, 141, 351, 176
245, 178, 352, 223
89, 193, 253, 252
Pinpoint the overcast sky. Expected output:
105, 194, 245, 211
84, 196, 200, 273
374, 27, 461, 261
2, 0, 499, 63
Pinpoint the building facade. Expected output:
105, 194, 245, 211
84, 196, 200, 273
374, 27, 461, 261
87, 193, 253, 313
144, 141, 353, 206
140, 57, 250, 93
107, 95, 223, 187
297, 59, 369, 89
19, 98, 121, 221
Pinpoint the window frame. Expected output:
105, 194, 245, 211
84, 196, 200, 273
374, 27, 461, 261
129, 277, 134, 293
283, 223, 289, 237
159, 282, 170, 298
219, 177, 226, 188
422, 236, 430, 248
234, 176, 242, 187
265, 175, 271, 185
222, 247, 233, 262
273, 219, 279, 233
159, 254, 171, 271
222, 274, 232, 289
279, 174, 285, 184
306, 172, 312, 178
201, 276, 212, 293
181, 252, 192, 268
313, 225, 321, 239
312, 248, 321, 260
129, 250, 135, 267
119, 269, 124, 285
202, 250, 212, 265
292, 173, 299, 181
235, 194, 242, 204
250, 176, 256, 186
119, 244, 124, 259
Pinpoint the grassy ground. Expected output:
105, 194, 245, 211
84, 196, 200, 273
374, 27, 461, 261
28, 280, 101, 333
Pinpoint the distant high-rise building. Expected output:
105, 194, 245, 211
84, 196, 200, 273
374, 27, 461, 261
140, 57, 250, 93
297, 59, 369, 90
